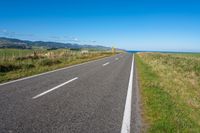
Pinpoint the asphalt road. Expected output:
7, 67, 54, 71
0, 53, 141, 133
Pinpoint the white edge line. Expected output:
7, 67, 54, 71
102, 62, 110, 66
32, 77, 78, 99
0, 54, 121, 86
121, 54, 134, 133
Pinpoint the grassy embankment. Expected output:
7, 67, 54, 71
136, 53, 200, 132
0, 48, 117, 83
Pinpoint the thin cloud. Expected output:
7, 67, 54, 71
0, 30, 111, 46
48, 35, 81, 43
0, 29, 35, 38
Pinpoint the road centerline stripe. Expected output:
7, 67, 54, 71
102, 62, 110, 66
32, 77, 78, 99
121, 55, 134, 133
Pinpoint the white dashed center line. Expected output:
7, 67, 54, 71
102, 62, 110, 66
32, 77, 78, 99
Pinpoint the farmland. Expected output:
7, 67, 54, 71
136, 53, 200, 132
0, 48, 116, 83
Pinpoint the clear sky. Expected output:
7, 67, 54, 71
0, 0, 200, 51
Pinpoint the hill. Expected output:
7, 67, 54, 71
0, 37, 110, 50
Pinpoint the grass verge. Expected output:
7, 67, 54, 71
136, 53, 200, 132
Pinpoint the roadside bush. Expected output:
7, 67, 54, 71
39, 59, 62, 66
0, 64, 21, 72
22, 63, 35, 69
15, 55, 40, 60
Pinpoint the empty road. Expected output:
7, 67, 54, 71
0, 53, 141, 133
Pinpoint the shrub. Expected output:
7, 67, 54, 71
15, 55, 40, 60
0, 64, 21, 72
22, 63, 35, 69
39, 59, 62, 66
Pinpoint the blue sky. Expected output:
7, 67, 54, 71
0, 0, 200, 51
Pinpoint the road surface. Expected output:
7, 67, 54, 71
0, 53, 141, 133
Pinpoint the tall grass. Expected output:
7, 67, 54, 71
136, 53, 200, 132
0, 48, 116, 83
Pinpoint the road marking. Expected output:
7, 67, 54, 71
32, 77, 78, 99
115, 58, 119, 60
102, 62, 110, 66
0, 54, 121, 86
121, 55, 134, 133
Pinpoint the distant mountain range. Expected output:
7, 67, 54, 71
0, 37, 111, 50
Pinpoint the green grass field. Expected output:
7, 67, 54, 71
0, 49, 35, 60
0, 48, 116, 83
136, 53, 200, 132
